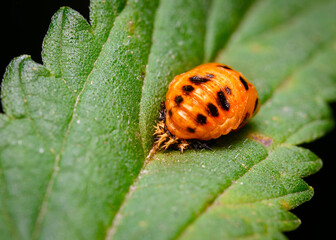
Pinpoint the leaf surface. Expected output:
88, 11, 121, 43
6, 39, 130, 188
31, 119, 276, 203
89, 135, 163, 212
1, 0, 158, 239
139, 0, 210, 153
112, 0, 336, 239
0, 0, 335, 240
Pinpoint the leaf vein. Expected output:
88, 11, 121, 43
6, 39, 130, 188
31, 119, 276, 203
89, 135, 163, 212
173, 150, 271, 240
210, 0, 258, 61
57, 9, 74, 94
237, 0, 329, 43
30, 9, 125, 239
220, 188, 313, 207
0, 159, 20, 239
104, 7, 161, 239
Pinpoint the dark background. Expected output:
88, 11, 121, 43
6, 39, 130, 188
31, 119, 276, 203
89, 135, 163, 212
1, 1, 335, 239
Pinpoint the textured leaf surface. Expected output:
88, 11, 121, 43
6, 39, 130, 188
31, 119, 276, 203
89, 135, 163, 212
0, 0, 335, 240
1, 0, 158, 239
113, 0, 336, 239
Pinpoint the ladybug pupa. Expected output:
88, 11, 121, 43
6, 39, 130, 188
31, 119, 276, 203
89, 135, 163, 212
154, 63, 260, 153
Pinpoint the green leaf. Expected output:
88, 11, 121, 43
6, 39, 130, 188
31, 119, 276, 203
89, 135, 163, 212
139, 0, 209, 153
1, 0, 158, 239
204, 0, 254, 61
0, 0, 335, 240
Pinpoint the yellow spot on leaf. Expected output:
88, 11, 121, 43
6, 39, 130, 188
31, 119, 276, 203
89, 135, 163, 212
139, 221, 147, 228
249, 133, 273, 147
281, 200, 291, 210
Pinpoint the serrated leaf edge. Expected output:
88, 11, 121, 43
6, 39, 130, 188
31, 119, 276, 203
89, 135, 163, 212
30, 6, 126, 239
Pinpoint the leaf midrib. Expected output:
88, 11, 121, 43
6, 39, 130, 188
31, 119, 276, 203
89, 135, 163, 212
108, 3, 336, 238
106, 0, 262, 237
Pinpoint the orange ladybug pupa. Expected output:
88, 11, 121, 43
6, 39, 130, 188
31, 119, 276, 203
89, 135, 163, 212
154, 63, 260, 152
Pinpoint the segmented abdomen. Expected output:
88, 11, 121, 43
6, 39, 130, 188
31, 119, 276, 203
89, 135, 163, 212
165, 63, 260, 140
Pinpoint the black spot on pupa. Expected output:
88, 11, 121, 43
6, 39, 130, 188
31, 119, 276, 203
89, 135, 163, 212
218, 65, 232, 70
168, 109, 172, 117
174, 95, 183, 106
189, 76, 210, 84
187, 127, 195, 133
207, 103, 219, 117
225, 86, 231, 95
182, 85, 194, 92
217, 91, 230, 111
196, 114, 207, 125
206, 73, 215, 78
253, 98, 259, 113
239, 76, 249, 90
